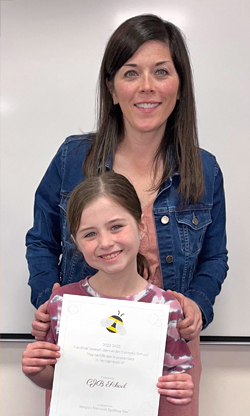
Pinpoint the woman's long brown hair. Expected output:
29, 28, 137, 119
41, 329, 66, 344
83, 14, 204, 205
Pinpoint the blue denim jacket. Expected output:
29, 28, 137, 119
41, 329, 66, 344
26, 134, 228, 329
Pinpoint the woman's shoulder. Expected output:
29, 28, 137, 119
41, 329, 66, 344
200, 147, 222, 179
200, 147, 216, 164
51, 132, 95, 179
59, 132, 95, 153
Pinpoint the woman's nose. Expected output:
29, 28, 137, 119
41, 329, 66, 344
140, 74, 154, 92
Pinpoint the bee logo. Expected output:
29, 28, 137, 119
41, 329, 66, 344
100, 311, 126, 335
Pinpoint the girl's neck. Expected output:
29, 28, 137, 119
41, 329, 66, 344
88, 271, 147, 298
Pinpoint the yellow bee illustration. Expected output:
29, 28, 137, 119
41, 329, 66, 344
100, 311, 126, 335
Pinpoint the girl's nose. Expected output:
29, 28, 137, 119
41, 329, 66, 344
98, 233, 113, 248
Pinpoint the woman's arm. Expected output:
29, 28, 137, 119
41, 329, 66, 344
31, 283, 61, 340
26, 147, 63, 309
22, 341, 60, 389
180, 163, 228, 334
167, 291, 202, 340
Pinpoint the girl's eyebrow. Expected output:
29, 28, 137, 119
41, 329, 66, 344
77, 227, 94, 234
78, 218, 125, 233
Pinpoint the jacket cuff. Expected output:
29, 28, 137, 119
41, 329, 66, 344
184, 289, 214, 330
34, 287, 52, 309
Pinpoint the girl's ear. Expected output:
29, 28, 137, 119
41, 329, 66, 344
139, 214, 146, 240
71, 234, 77, 245
71, 234, 83, 255
106, 78, 119, 105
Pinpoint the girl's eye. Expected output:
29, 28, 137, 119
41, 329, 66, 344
156, 69, 168, 77
111, 224, 123, 231
84, 232, 96, 238
124, 70, 137, 78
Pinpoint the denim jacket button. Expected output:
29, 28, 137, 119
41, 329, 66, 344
166, 255, 173, 263
161, 215, 169, 224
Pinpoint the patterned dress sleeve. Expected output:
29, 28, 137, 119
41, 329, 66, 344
150, 286, 194, 374
163, 297, 194, 374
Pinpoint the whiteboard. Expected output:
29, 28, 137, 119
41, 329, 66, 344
1, 0, 250, 338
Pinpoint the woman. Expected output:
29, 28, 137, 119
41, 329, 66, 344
26, 14, 228, 415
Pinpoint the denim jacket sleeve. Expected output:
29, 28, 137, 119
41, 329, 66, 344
184, 160, 228, 329
26, 135, 94, 308
26, 145, 64, 308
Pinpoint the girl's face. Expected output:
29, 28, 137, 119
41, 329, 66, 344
110, 40, 179, 139
74, 196, 144, 278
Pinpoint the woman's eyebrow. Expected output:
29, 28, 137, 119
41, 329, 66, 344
123, 60, 171, 67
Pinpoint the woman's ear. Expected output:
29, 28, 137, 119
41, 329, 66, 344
177, 85, 180, 101
106, 78, 119, 105
139, 214, 146, 240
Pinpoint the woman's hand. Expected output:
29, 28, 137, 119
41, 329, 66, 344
22, 341, 60, 376
167, 290, 202, 340
157, 373, 194, 404
31, 283, 61, 340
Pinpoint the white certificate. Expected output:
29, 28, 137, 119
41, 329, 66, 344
50, 294, 170, 416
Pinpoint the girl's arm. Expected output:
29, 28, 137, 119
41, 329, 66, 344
157, 373, 194, 404
22, 341, 60, 389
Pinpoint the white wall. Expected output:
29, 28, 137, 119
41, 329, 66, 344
1, 1, 250, 415
1, 0, 250, 338
1, 343, 250, 416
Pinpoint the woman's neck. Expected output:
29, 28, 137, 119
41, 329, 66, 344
88, 270, 147, 298
118, 130, 162, 163
113, 134, 164, 208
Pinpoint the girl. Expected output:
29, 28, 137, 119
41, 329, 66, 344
23, 172, 194, 415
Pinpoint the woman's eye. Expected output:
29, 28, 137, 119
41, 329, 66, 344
124, 70, 137, 78
156, 69, 168, 77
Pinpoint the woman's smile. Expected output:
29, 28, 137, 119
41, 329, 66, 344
111, 40, 179, 138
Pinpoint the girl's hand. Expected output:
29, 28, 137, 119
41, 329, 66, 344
31, 283, 61, 340
167, 290, 202, 340
157, 373, 194, 404
22, 341, 60, 376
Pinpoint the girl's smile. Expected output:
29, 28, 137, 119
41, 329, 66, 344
74, 195, 145, 280
99, 250, 122, 260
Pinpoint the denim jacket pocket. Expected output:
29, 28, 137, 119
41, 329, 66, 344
175, 209, 212, 255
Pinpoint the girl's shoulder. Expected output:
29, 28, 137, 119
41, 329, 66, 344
147, 283, 183, 311
47, 280, 88, 308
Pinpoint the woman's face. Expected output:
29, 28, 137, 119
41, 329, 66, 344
110, 40, 179, 139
